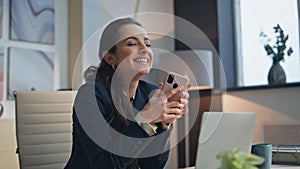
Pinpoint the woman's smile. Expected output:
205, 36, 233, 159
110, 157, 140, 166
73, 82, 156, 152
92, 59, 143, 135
133, 57, 149, 64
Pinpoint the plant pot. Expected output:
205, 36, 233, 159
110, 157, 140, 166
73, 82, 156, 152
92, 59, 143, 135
268, 62, 286, 85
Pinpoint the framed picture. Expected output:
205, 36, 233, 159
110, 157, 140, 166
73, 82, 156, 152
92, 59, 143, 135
7, 47, 54, 100
0, 0, 3, 39
0, 47, 3, 101
10, 0, 54, 44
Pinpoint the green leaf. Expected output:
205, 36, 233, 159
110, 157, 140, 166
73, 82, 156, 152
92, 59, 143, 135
217, 148, 265, 169
245, 153, 265, 165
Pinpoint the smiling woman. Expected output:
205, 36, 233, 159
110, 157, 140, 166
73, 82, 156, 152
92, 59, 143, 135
65, 17, 190, 169
105, 24, 153, 79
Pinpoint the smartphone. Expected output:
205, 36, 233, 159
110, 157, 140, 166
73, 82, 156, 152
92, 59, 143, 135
161, 71, 190, 101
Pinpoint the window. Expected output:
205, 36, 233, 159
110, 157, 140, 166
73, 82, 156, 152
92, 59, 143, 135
234, 0, 300, 87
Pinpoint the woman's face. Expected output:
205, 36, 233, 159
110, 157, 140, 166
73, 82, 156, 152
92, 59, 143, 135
112, 24, 154, 79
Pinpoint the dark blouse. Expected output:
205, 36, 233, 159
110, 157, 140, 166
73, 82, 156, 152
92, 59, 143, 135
64, 80, 171, 169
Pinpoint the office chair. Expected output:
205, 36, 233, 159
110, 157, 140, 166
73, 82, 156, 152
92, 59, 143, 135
15, 91, 76, 169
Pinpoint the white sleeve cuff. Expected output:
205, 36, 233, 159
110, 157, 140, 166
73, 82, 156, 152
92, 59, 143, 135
135, 113, 158, 136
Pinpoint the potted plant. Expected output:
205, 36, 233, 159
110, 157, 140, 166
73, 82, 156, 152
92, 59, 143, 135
217, 148, 264, 169
259, 24, 293, 85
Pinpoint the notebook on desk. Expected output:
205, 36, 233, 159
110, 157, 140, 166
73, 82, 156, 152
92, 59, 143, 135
195, 112, 256, 169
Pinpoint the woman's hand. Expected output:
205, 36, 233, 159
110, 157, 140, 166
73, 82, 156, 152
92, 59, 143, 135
161, 83, 191, 125
138, 83, 190, 125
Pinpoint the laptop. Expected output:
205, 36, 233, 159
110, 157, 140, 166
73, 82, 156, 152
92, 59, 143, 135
195, 112, 256, 169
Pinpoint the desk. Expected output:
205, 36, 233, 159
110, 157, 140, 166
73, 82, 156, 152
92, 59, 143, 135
180, 165, 299, 169
271, 165, 300, 168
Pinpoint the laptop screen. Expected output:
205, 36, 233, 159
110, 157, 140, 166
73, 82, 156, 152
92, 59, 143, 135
195, 112, 256, 169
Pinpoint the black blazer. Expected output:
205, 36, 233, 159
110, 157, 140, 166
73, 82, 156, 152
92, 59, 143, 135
65, 80, 171, 169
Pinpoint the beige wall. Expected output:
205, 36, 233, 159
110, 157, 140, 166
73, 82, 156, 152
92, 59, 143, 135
222, 86, 300, 143
0, 119, 19, 169
68, 0, 82, 89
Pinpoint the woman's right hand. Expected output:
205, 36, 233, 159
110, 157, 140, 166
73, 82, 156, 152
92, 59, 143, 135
138, 83, 185, 124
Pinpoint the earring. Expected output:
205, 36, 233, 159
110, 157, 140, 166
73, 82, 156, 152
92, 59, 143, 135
112, 65, 115, 69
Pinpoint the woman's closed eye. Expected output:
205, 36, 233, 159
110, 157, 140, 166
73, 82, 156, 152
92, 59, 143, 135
127, 43, 136, 46
125, 38, 138, 46
127, 42, 151, 48
145, 39, 151, 47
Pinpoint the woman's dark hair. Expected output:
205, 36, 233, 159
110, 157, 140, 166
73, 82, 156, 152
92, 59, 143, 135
84, 17, 142, 82
98, 17, 142, 58
83, 18, 143, 169
84, 18, 143, 135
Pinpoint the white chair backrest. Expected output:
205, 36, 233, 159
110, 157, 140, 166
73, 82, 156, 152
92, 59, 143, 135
15, 91, 76, 169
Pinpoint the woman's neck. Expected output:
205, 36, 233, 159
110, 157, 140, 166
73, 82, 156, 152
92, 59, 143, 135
129, 79, 139, 99
117, 72, 143, 99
